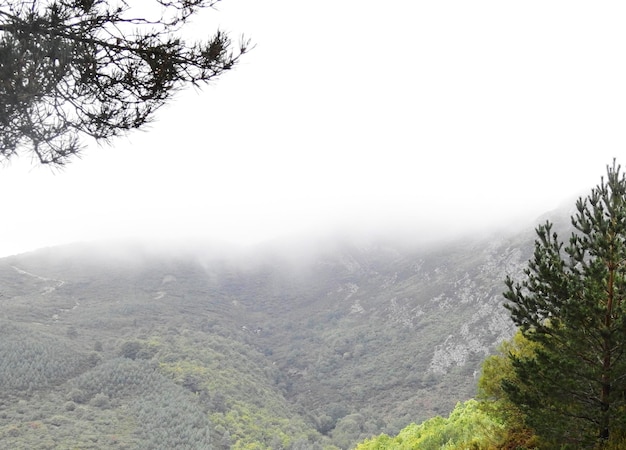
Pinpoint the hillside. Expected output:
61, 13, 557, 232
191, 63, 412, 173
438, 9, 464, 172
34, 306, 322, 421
0, 221, 549, 449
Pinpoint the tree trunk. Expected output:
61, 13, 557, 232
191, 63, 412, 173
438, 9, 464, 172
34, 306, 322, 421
599, 262, 615, 441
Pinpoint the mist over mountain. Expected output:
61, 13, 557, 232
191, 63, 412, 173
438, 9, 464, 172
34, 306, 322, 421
0, 205, 574, 449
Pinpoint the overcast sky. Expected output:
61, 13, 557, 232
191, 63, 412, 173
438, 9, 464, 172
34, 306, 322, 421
1, 1, 625, 257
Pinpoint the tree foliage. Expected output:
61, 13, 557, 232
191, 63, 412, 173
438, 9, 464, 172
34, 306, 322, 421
477, 332, 540, 449
0, 0, 248, 165
503, 160, 626, 447
354, 399, 505, 450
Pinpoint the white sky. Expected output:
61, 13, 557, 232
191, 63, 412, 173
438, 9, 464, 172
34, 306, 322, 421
1, 0, 625, 257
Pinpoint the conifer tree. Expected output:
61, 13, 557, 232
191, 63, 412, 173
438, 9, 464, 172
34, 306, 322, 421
503, 160, 626, 447
0, 0, 248, 166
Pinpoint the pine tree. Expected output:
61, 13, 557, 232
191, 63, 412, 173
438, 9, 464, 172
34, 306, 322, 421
503, 160, 626, 447
0, 0, 249, 166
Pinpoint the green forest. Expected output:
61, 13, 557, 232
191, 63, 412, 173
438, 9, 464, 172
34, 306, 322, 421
2, 163, 626, 449
1, 1, 623, 449
0, 225, 518, 448
0, 163, 626, 450
0, 164, 626, 450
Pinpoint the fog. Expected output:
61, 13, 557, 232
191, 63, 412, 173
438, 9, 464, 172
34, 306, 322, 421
1, 1, 624, 258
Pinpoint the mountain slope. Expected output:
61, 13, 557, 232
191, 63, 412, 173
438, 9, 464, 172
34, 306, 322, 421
0, 222, 546, 448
